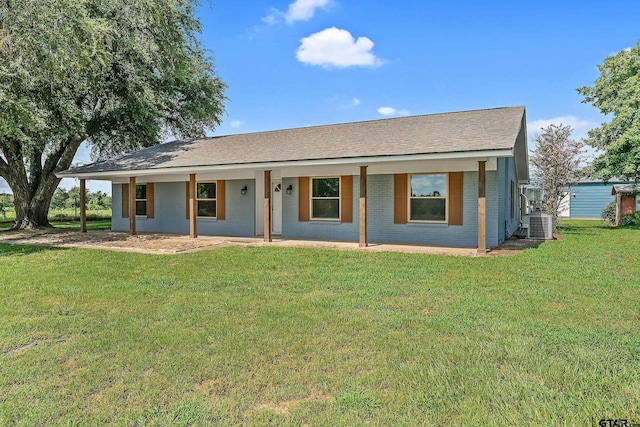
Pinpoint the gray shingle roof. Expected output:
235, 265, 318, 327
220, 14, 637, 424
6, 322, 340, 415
612, 184, 637, 195
61, 106, 526, 175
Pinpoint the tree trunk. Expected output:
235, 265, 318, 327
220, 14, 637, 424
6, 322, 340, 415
5, 172, 60, 230
13, 198, 53, 229
0, 136, 83, 230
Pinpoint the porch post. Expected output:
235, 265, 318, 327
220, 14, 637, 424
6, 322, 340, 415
79, 178, 87, 233
359, 166, 368, 247
477, 161, 486, 254
264, 170, 271, 242
189, 173, 197, 238
129, 176, 136, 235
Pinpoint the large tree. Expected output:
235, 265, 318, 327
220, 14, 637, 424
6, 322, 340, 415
577, 42, 640, 182
0, 0, 226, 229
530, 124, 585, 231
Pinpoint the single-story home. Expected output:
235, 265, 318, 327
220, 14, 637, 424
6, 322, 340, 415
58, 106, 529, 253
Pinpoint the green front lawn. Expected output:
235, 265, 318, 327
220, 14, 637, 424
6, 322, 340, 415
0, 219, 111, 231
1, 221, 639, 426
0, 209, 111, 225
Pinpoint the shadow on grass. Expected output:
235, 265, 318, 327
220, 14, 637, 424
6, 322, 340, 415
558, 223, 638, 236
557, 221, 613, 235
493, 238, 546, 254
0, 243, 65, 257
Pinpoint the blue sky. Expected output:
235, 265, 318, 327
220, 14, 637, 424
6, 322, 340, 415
2, 0, 638, 194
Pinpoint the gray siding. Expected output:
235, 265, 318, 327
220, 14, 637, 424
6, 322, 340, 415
112, 180, 255, 236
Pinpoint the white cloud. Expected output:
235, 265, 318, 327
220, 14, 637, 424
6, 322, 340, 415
378, 106, 409, 116
230, 120, 245, 128
296, 27, 383, 69
285, 0, 330, 23
261, 13, 279, 25
378, 107, 396, 116
333, 95, 362, 109
528, 115, 595, 133
262, 0, 329, 25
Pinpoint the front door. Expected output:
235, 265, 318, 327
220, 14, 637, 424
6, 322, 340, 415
271, 181, 282, 235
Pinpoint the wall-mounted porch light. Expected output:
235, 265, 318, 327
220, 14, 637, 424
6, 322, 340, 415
241, 185, 248, 195
286, 184, 293, 195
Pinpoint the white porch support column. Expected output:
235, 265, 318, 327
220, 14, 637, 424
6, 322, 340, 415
477, 160, 486, 254
264, 170, 272, 242
79, 178, 87, 233
129, 176, 136, 236
359, 165, 367, 247
189, 173, 197, 238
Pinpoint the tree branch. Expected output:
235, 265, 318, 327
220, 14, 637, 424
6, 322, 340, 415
0, 136, 27, 180
0, 152, 8, 179
42, 135, 85, 177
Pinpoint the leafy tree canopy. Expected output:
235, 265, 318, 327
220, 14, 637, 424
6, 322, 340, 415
578, 42, 640, 182
0, 0, 226, 229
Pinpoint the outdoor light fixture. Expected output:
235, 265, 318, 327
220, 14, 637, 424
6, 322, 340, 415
241, 185, 248, 195
286, 184, 293, 195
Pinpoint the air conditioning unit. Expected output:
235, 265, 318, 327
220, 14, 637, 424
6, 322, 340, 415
524, 213, 553, 240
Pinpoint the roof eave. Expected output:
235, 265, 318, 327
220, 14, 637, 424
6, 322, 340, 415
57, 149, 515, 180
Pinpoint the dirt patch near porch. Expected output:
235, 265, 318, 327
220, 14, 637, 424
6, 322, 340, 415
0, 229, 549, 256
0, 230, 232, 254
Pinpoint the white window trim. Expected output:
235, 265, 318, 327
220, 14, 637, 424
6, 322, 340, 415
196, 181, 217, 219
310, 176, 341, 221
135, 184, 147, 218
407, 173, 449, 224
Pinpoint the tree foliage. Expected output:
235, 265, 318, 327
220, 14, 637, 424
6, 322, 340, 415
0, 0, 226, 229
0, 192, 12, 218
577, 43, 640, 182
530, 124, 585, 230
51, 187, 111, 211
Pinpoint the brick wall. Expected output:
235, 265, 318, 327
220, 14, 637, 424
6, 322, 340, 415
281, 177, 359, 241
112, 180, 255, 236
281, 172, 501, 247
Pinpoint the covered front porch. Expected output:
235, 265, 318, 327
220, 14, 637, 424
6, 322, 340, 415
74, 155, 496, 253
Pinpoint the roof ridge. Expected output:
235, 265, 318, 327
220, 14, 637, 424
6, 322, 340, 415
209, 105, 525, 140
60, 105, 527, 176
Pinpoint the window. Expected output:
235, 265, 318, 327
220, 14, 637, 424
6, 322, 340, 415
409, 174, 447, 222
135, 184, 147, 216
311, 177, 340, 219
197, 182, 217, 217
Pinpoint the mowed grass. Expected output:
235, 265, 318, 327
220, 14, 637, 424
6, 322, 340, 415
0, 220, 639, 426
0, 219, 111, 232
